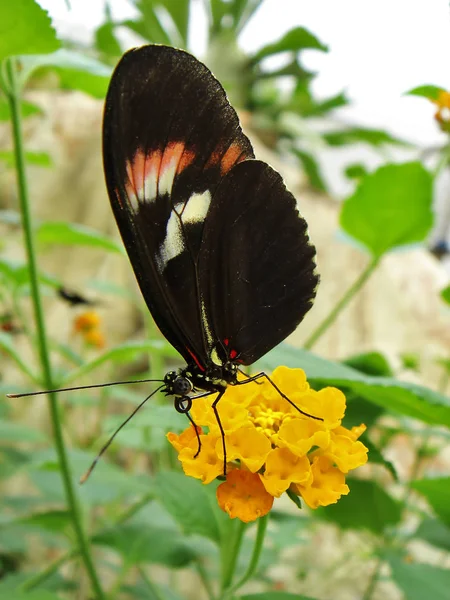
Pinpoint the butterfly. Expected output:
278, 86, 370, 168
102, 44, 319, 472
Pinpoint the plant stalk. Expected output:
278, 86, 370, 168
220, 519, 246, 593
5, 57, 105, 600
223, 515, 268, 598
303, 255, 380, 350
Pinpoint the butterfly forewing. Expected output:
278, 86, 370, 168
103, 45, 254, 367
198, 160, 318, 366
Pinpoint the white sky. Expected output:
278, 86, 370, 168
39, 0, 450, 193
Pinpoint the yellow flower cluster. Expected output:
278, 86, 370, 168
168, 366, 368, 523
73, 310, 106, 349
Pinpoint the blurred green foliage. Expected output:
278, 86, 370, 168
0, 1, 449, 600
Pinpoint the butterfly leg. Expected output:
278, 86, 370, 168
210, 390, 227, 476
237, 367, 263, 385
234, 372, 323, 422
174, 391, 216, 459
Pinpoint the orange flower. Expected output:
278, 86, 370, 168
73, 310, 106, 349
167, 366, 369, 522
431, 90, 450, 132
217, 469, 274, 523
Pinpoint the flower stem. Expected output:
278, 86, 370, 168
223, 515, 268, 598
303, 255, 380, 350
5, 57, 105, 600
220, 519, 247, 593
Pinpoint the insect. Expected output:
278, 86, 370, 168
102, 44, 319, 471
8, 45, 319, 478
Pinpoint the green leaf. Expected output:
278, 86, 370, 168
414, 517, 450, 551
0, 98, 41, 121
0, 332, 37, 381
252, 27, 327, 62
340, 162, 434, 257
388, 554, 450, 600
257, 344, 450, 428
362, 436, 398, 480
320, 479, 401, 532
0, 257, 59, 289
0, 150, 51, 168
19, 49, 111, 95
93, 523, 196, 567
36, 221, 125, 254
27, 448, 151, 505
242, 593, 318, 600
411, 478, 450, 527
344, 163, 368, 181
0, 587, 64, 600
324, 127, 409, 148
0, 0, 60, 62
18, 509, 71, 533
95, 23, 121, 57
160, 0, 190, 44
406, 85, 445, 101
293, 149, 327, 192
154, 471, 228, 543
441, 285, 450, 305
0, 419, 46, 443
63, 339, 179, 384
343, 351, 393, 377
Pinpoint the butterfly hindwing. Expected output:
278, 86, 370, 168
103, 45, 254, 367
198, 160, 318, 366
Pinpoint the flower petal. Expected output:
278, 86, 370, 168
295, 456, 349, 509
278, 418, 330, 456
178, 434, 223, 484
261, 447, 312, 497
217, 469, 274, 522
216, 426, 271, 472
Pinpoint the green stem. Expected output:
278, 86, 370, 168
223, 515, 268, 598
433, 143, 450, 179
5, 57, 105, 600
361, 556, 383, 600
221, 520, 247, 593
138, 566, 166, 600
195, 559, 216, 600
303, 255, 380, 350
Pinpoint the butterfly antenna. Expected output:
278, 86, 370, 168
6, 378, 165, 399
79, 384, 165, 484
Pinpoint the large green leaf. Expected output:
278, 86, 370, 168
257, 344, 450, 428
36, 221, 125, 254
319, 479, 401, 532
411, 478, 450, 527
340, 162, 433, 257
154, 471, 228, 543
0, 0, 60, 62
388, 554, 450, 600
93, 523, 196, 567
252, 27, 327, 62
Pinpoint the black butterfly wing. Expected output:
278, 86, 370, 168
103, 45, 254, 366
198, 160, 318, 366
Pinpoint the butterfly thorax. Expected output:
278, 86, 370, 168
164, 361, 238, 398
